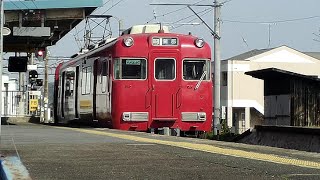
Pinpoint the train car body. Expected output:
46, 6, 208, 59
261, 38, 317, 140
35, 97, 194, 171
54, 25, 213, 133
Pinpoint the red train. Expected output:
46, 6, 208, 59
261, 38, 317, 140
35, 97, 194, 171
54, 25, 213, 134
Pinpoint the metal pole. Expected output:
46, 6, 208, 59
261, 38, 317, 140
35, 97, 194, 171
19, 72, 23, 91
30, 52, 34, 65
118, 19, 122, 36
213, 0, 221, 135
0, 0, 4, 135
44, 47, 49, 123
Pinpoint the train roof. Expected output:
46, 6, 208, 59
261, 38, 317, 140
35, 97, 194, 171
70, 32, 200, 57
63, 30, 208, 69
121, 24, 170, 35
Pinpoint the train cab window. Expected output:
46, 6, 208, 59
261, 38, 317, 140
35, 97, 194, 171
183, 60, 210, 81
114, 59, 147, 80
155, 59, 175, 80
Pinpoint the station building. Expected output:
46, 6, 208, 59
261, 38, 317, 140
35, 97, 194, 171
217, 45, 320, 133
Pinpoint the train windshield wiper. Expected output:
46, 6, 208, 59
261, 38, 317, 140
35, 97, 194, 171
194, 71, 206, 90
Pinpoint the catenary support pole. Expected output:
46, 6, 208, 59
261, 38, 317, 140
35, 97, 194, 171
0, 0, 3, 136
213, 0, 221, 135
44, 48, 49, 123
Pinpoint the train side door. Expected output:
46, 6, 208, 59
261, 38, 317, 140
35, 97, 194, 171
150, 51, 180, 120
61, 70, 76, 120
61, 72, 65, 118
75, 66, 80, 119
93, 60, 98, 120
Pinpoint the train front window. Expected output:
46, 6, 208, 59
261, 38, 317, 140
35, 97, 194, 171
183, 60, 210, 80
114, 59, 146, 80
155, 59, 175, 80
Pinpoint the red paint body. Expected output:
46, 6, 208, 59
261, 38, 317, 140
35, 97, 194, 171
54, 32, 213, 132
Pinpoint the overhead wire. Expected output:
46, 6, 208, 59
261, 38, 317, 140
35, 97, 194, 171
17, 0, 31, 10
101, 0, 126, 16
146, 0, 207, 24
221, 0, 235, 5
90, 0, 113, 15
171, 8, 211, 25
103, 0, 113, 7
74, 0, 126, 39
223, 16, 320, 24
170, 8, 213, 31
8, 0, 26, 13
146, 6, 188, 24
30, 0, 39, 9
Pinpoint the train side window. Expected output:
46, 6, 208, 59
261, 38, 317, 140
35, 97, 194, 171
114, 59, 146, 80
81, 67, 92, 94
155, 59, 175, 80
65, 71, 75, 96
114, 59, 121, 79
183, 60, 210, 81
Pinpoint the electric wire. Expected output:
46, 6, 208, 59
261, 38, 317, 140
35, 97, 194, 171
170, 8, 213, 31
102, 0, 113, 8
101, 0, 126, 16
30, 0, 39, 9
146, 0, 207, 24
74, 0, 126, 38
223, 16, 320, 24
17, 0, 31, 10
90, 0, 113, 15
8, 0, 26, 13
171, 8, 211, 25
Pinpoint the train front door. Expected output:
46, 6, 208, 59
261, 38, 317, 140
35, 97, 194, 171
150, 51, 180, 121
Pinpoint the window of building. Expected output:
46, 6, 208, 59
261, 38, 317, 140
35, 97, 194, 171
222, 72, 228, 86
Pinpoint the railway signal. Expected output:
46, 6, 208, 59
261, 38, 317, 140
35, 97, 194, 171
35, 48, 45, 61
29, 70, 38, 79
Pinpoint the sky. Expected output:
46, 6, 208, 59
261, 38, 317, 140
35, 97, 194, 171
49, 0, 320, 60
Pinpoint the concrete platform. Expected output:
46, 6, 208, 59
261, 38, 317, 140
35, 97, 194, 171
1, 123, 320, 179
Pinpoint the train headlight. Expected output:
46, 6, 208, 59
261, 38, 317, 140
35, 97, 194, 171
122, 112, 131, 121
123, 37, 134, 47
195, 38, 205, 48
197, 112, 206, 121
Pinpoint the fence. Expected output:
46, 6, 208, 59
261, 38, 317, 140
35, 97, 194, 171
1, 91, 43, 117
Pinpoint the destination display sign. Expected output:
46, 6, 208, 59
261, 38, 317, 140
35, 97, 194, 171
162, 38, 178, 46
125, 59, 141, 65
152, 37, 178, 46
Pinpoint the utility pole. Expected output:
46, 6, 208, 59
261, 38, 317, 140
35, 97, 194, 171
213, 0, 221, 136
0, 0, 4, 135
43, 47, 49, 123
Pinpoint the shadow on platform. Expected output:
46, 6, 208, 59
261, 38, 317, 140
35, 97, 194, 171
236, 125, 320, 153
1, 116, 40, 125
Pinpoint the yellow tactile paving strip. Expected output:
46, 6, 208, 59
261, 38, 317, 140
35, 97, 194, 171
57, 127, 320, 169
